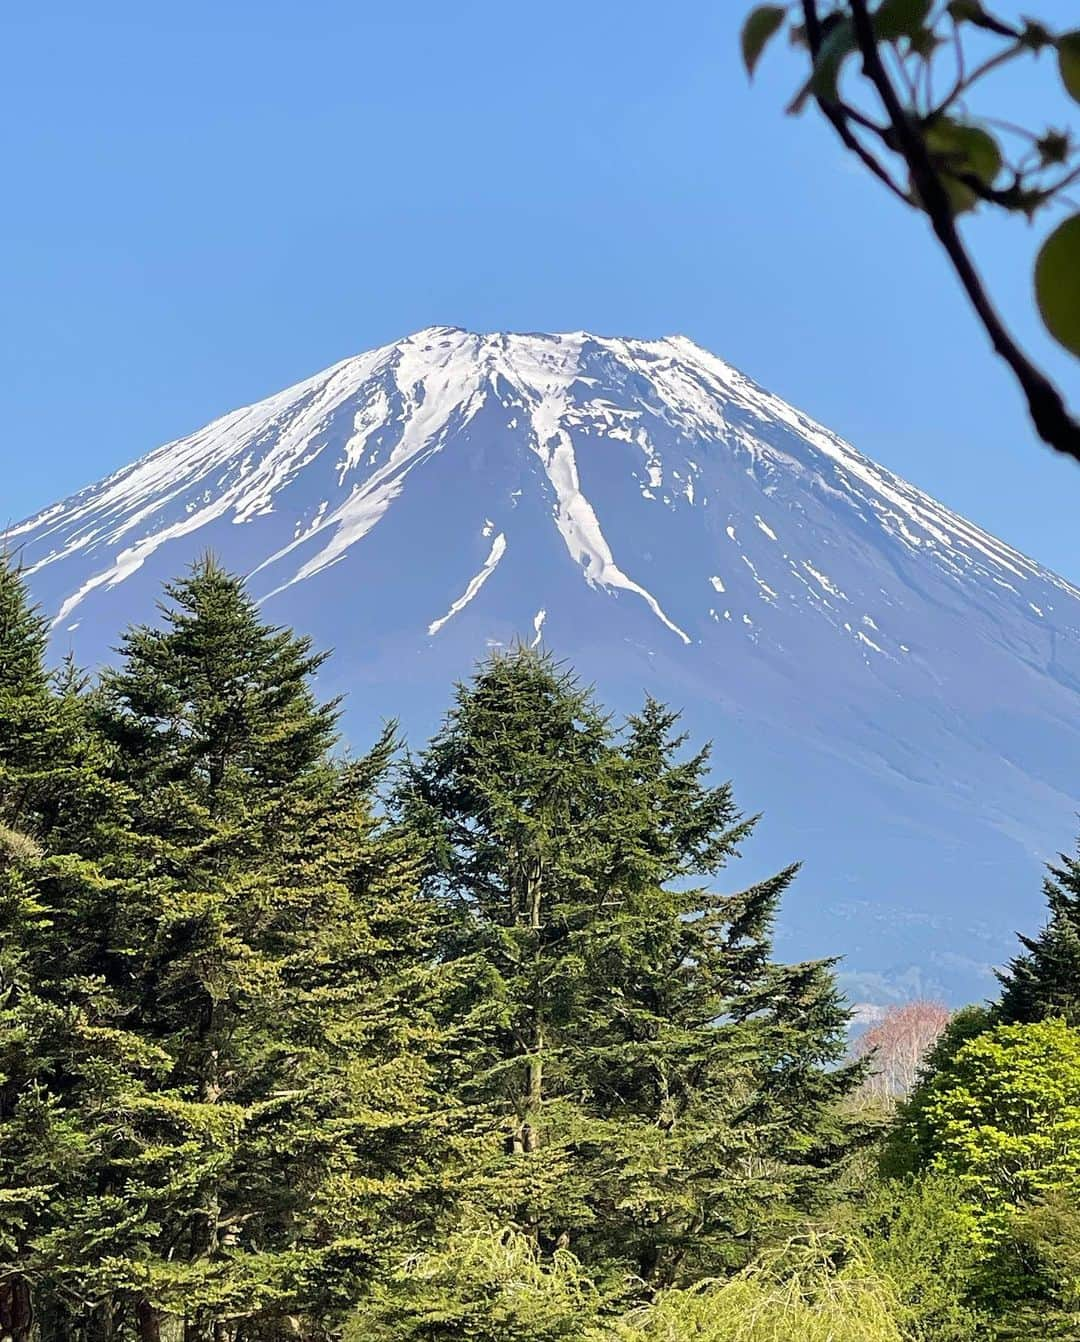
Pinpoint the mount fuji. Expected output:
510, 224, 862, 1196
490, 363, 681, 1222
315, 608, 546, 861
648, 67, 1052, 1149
10, 326, 1080, 1005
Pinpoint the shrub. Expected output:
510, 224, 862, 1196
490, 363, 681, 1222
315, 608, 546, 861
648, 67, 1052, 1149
602, 1235, 908, 1342
343, 1227, 602, 1342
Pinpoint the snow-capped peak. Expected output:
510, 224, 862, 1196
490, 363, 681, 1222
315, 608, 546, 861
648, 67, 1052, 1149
11, 327, 1080, 1005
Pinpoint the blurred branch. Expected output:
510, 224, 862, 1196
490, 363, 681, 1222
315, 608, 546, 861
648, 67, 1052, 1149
751, 0, 1080, 465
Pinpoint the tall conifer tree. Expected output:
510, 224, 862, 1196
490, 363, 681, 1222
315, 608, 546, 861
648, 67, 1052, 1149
85, 559, 446, 1340
0, 558, 156, 1342
402, 649, 862, 1292
0, 556, 58, 1341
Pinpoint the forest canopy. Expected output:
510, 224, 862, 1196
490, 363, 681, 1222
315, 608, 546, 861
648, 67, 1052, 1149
1, 556, 1078, 1341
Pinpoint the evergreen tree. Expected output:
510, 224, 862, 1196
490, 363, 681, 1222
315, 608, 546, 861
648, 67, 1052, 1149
997, 839, 1080, 1026
81, 559, 447, 1340
0, 558, 155, 1342
402, 649, 863, 1292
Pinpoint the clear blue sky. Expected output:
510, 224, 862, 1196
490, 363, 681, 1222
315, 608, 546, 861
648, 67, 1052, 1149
2, 1, 1078, 580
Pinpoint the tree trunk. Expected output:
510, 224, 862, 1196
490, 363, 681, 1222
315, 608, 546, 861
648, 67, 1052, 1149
0, 1276, 34, 1342
523, 1020, 543, 1153
638, 1242, 660, 1286
82, 1299, 117, 1342
193, 1001, 224, 1264
523, 858, 544, 1155
1, 1280, 13, 1339
136, 1300, 162, 1342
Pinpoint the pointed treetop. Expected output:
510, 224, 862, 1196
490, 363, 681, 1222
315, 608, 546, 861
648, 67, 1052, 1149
997, 838, 1080, 1027
0, 554, 49, 699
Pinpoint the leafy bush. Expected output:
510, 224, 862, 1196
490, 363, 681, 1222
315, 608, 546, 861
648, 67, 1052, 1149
915, 1019, 1080, 1222
603, 1235, 908, 1342
857, 1174, 988, 1342
343, 1228, 603, 1342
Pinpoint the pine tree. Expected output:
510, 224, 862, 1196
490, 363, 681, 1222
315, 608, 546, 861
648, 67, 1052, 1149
997, 839, 1080, 1026
402, 649, 863, 1293
562, 696, 862, 1286
0, 558, 155, 1342
85, 558, 447, 1340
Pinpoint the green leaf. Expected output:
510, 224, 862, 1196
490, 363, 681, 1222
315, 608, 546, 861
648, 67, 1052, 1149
1058, 32, 1080, 105
906, 26, 941, 57
742, 5, 787, 78
925, 118, 1002, 184
810, 17, 856, 101
788, 15, 855, 112
923, 117, 1002, 212
874, 0, 932, 41
1035, 214, 1080, 358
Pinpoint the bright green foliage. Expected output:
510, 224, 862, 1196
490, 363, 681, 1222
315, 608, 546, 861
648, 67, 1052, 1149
883, 1004, 994, 1176
855, 1174, 988, 1341
403, 649, 863, 1291
912, 1020, 1080, 1217
882, 1008, 1080, 1330
603, 1234, 908, 1342
346, 1226, 910, 1342
998, 841, 1080, 1026
344, 1227, 603, 1342
898, 1017, 1080, 1326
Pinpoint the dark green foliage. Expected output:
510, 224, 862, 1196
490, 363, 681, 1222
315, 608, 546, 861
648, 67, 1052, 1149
995, 1194, 1080, 1338
5, 558, 1075, 1342
402, 649, 864, 1291
997, 840, 1080, 1026
0, 558, 455, 1341
27, 559, 448, 1340
0, 557, 150, 1340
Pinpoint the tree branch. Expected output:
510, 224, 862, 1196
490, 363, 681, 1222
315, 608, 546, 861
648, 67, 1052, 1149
846, 0, 1080, 464
801, 1, 912, 204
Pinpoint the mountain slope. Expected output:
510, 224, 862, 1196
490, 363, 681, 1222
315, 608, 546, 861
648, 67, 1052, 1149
12, 326, 1080, 1003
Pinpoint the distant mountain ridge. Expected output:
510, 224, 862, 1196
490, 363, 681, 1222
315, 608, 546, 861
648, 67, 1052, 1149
12, 326, 1080, 1003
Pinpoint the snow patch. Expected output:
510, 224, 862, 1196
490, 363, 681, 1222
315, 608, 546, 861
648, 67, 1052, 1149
516, 343, 690, 645
428, 533, 507, 636
803, 562, 848, 601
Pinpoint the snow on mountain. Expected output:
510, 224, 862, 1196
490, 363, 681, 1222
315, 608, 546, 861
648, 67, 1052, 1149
11, 326, 1080, 1003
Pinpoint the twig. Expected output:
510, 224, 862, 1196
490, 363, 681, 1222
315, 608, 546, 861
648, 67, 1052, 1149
801, 2, 912, 204
932, 41, 1025, 120
846, 0, 1080, 464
